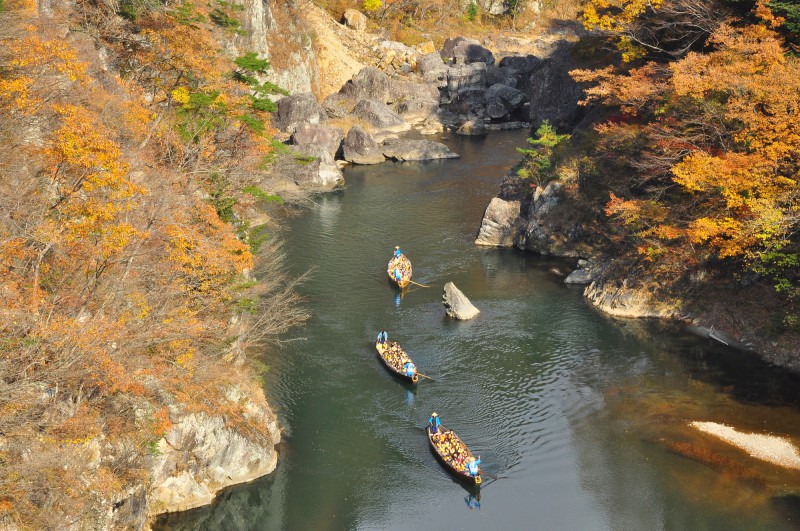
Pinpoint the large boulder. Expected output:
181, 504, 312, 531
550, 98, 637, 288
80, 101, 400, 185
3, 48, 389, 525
339, 67, 392, 104
380, 139, 459, 161
342, 8, 367, 31
526, 49, 585, 130
498, 54, 541, 74
564, 268, 592, 284
452, 86, 487, 117
485, 83, 528, 120
441, 37, 495, 66
487, 65, 522, 88
388, 78, 439, 105
290, 123, 344, 158
456, 117, 487, 136
322, 92, 356, 117
148, 387, 280, 515
396, 98, 439, 125
342, 126, 385, 165
446, 63, 488, 94
475, 197, 520, 247
288, 145, 345, 191
442, 282, 480, 320
351, 99, 411, 134
271, 93, 327, 134
418, 53, 449, 87
486, 83, 528, 109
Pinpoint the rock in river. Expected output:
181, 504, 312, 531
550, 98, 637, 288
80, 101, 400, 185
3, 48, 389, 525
475, 197, 520, 247
380, 139, 459, 161
343, 125, 385, 165
443, 282, 480, 320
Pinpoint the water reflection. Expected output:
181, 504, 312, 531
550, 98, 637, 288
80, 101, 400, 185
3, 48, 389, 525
464, 492, 481, 511
404, 387, 415, 407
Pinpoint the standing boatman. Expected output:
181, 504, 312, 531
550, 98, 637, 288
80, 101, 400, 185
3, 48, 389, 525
429, 412, 441, 434
466, 456, 481, 478
394, 246, 402, 258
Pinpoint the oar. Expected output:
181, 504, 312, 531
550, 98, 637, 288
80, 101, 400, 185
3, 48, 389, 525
416, 372, 436, 381
480, 470, 499, 481
409, 280, 430, 288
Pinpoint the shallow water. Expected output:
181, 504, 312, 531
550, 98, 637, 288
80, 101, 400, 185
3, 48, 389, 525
156, 130, 800, 530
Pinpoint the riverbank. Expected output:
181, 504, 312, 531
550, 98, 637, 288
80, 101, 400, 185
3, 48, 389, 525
156, 128, 800, 530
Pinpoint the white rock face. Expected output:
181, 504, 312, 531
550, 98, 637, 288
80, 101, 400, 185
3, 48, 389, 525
443, 282, 480, 320
475, 197, 520, 247
148, 389, 281, 516
584, 280, 680, 319
564, 268, 591, 285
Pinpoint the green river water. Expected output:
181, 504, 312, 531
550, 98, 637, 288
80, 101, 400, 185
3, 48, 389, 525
156, 130, 800, 530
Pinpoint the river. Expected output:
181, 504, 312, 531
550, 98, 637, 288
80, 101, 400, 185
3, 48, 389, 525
156, 130, 800, 530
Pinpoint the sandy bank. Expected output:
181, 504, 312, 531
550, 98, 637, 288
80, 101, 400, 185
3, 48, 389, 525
691, 421, 800, 470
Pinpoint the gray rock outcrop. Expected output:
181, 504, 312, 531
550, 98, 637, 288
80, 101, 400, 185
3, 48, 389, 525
443, 282, 480, 320
475, 197, 520, 247
564, 268, 592, 284
341, 67, 392, 103
441, 37, 495, 66
149, 388, 281, 515
396, 98, 439, 125
352, 99, 411, 134
288, 145, 345, 190
517, 181, 588, 257
380, 139, 459, 161
290, 123, 344, 158
457, 118, 487, 136
526, 47, 585, 130
343, 126, 385, 164
418, 52, 449, 87
498, 54, 541, 74
271, 93, 328, 134
584, 277, 681, 319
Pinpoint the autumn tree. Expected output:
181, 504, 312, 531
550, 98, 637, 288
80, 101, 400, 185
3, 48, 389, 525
573, 2, 800, 304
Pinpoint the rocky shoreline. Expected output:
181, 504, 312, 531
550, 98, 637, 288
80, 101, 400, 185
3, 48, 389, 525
475, 175, 799, 373
138, 8, 587, 526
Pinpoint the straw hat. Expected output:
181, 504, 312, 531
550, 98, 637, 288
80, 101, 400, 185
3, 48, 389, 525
431, 412, 438, 416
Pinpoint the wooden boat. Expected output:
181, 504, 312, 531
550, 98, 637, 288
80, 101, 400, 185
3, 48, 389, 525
387, 253, 412, 289
426, 424, 482, 485
375, 341, 419, 383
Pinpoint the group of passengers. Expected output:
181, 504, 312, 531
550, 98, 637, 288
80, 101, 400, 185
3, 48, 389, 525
387, 246, 411, 283
376, 331, 416, 377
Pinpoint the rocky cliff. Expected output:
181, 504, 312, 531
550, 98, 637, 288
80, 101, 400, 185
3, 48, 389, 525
476, 152, 799, 372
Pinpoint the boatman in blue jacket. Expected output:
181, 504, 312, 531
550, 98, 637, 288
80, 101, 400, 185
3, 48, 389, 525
404, 360, 416, 378
394, 246, 402, 258
466, 456, 481, 478
429, 412, 441, 434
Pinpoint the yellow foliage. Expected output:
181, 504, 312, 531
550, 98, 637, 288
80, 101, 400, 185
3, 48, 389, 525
583, 0, 664, 32
166, 202, 253, 297
171, 86, 191, 105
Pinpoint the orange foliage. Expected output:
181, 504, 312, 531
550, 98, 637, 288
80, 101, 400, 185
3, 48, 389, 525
579, 8, 800, 267
166, 202, 253, 296
0, 29, 88, 112
0, 3, 302, 526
